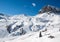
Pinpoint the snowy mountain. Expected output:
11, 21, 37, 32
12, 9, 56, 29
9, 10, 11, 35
0, 5, 60, 42
39, 5, 60, 14
0, 13, 9, 38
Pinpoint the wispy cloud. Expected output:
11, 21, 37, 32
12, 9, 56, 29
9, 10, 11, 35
32, 3, 36, 7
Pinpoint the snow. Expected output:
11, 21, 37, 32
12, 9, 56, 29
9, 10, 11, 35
0, 12, 60, 42
5, 32, 60, 42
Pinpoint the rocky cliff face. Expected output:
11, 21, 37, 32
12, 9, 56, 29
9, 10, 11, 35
39, 5, 60, 14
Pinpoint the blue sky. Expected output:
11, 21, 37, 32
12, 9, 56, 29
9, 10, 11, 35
0, 0, 60, 16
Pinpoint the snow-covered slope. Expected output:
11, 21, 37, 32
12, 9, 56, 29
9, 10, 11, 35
0, 5, 60, 42
0, 13, 9, 38
4, 31, 60, 42
0, 12, 59, 42
7, 12, 60, 36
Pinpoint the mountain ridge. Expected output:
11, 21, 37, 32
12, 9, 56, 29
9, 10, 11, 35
0, 5, 60, 37
39, 5, 60, 14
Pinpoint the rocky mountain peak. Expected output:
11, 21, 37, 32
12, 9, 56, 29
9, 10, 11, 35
39, 5, 60, 14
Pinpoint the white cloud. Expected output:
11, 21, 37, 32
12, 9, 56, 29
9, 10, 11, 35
32, 3, 36, 7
